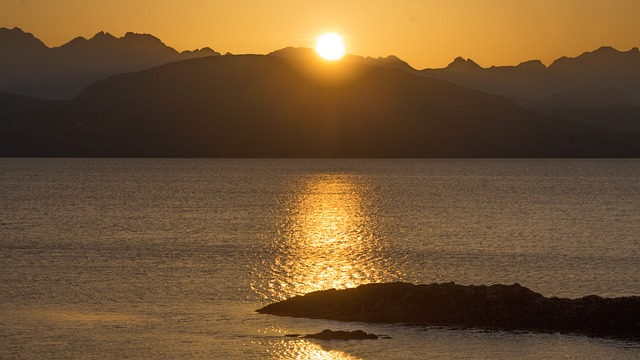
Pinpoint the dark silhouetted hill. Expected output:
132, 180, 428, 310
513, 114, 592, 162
0, 27, 220, 99
274, 46, 640, 134
2, 54, 637, 158
536, 106, 640, 134
270, 47, 416, 73
508, 86, 635, 109
422, 47, 640, 136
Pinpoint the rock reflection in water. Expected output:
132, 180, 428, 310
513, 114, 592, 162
252, 174, 402, 301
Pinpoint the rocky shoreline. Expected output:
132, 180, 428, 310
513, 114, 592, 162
285, 329, 387, 340
257, 282, 640, 340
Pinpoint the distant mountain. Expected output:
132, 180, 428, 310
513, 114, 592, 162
0, 92, 61, 113
274, 46, 640, 110
508, 86, 635, 109
422, 47, 640, 106
0, 27, 220, 99
269, 47, 416, 73
2, 54, 636, 158
536, 106, 640, 134
3, 26, 637, 110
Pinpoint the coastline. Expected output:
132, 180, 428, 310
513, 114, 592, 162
257, 282, 640, 341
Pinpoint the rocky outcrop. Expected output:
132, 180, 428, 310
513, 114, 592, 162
257, 282, 640, 340
285, 329, 383, 340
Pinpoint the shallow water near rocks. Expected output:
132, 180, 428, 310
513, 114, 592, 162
1, 158, 639, 359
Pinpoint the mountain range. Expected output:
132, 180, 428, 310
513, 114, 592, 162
421, 47, 640, 134
0, 27, 219, 100
1, 28, 639, 157
3, 27, 640, 108
3, 53, 637, 157
422, 46, 640, 108
275, 46, 640, 108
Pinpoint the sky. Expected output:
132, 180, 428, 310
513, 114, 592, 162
2, 0, 640, 69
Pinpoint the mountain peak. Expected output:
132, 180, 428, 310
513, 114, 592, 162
0, 27, 28, 37
123, 32, 163, 44
340, 54, 415, 71
446, 56, 482, 70
181, 47, 221, 57
0, 27, 47, 50
587, 46, 636, 59
1, 28, 222, 99
269, 47, 318, 59
268, 48, 416, 73
90, 31, 117, 41
516, 59, 546, 70
0, 27, 25, 35
590, 45, 640, 56
366, 55, 414, 70
550, 46, 640, 69
593, 46, 618, 54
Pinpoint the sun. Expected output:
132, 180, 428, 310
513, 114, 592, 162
315, 33, 346, 61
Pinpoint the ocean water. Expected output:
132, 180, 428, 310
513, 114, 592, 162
1, 158, 639, 359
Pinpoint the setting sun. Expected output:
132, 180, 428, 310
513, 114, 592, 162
315, 32, 346, 60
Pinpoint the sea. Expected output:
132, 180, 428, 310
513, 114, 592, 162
1, 158, 639, 359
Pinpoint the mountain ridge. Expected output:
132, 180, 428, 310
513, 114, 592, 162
0, 27, 220, 100
0, 29, 640, 157
423, 46, 640, 105
3, 54, 637, 158
2, 27, 638, 106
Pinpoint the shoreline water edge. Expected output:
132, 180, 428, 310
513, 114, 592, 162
258, 282, 640, 341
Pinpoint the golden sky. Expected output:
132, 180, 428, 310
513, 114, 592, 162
2, 0, 639, 69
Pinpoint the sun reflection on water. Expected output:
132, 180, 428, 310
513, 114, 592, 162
252, 174, 402, 301
266, 339, 363, 360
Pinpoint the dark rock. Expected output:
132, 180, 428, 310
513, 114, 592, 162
257, 282, 640, 340
302, 329, 379, 340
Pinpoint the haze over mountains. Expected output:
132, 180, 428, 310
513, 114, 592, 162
1, 28, 639, 157
422, 47, 640, 109
0, 27, 219, 99
418, 46, 640, 134
2, 27, 639, 107
3, 53, 637, 157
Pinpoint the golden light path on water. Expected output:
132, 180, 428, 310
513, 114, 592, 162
265, 339, 363, 360
252, 173, 403, 302
250, 173, 403, 358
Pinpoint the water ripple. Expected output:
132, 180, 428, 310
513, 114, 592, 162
251, 174, 404, 302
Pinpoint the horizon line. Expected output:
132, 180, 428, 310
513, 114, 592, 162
3, 26, 639, 70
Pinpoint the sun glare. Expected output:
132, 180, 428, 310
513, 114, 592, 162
315, 33, 346, 61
